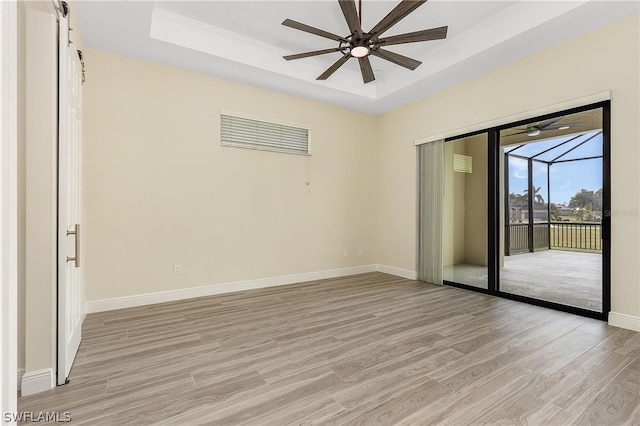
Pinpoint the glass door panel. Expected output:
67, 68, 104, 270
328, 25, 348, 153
499, 108, 604, 312
443, 134, 488, 289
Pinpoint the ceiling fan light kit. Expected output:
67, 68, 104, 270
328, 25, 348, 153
282, 0, 448, 84
350, 45, 369, 58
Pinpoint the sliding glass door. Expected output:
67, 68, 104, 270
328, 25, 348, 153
442, 134, 489, 290
424, 102, 610, 320
498, 106, 607, 315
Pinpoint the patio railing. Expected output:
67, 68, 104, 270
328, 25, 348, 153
508, 222, 602, 254
550, 222, 601, 252
508, 223, 550, 254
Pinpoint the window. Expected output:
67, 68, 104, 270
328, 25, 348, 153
220, 110, 311, 155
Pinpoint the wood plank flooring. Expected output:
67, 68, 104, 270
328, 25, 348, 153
18, 272, 640, 425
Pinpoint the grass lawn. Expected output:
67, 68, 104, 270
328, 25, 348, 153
550, 222, 601, 253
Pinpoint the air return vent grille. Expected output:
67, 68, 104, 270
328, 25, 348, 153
220, 111, 310, 156
453, 154, 472, 173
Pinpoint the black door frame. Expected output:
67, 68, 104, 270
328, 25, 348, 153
443, 101, 611, 321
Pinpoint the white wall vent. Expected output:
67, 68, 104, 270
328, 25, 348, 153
220, 110, 311, 156
453, 154, 472, 173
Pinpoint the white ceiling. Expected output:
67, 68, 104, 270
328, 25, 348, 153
76, 1, 639, 115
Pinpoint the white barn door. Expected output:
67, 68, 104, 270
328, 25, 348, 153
57, 8, 83, 385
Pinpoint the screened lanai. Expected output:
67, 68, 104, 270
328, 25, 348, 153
501, 129, 604, 311
441, 106, 607, 316
504, 130, 604, 255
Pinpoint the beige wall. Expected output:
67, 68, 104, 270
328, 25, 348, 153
82, 49, 378, 301
377, 14, 640, 318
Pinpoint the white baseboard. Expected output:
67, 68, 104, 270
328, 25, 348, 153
21, 368, 54, 396
17, 368, 24, 395
377, 264, 417, 280
609, 312, 640, 332
86, 265, 379, 313
81, 266, 640, 333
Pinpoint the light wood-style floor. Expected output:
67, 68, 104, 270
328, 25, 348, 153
19, 272, 640, 425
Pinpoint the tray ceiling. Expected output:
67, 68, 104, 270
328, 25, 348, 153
76, 1, 639, 114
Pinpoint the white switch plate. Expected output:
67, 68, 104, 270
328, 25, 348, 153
343, 249, 349, 257
173, 264, 182, 275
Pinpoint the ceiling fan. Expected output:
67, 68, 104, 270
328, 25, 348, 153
506, 118, 584, 137
281, 0, 448, 84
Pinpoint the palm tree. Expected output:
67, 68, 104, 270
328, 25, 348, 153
524, 186, 545, 205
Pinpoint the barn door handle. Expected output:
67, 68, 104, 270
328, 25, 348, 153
66, 224, 80, 267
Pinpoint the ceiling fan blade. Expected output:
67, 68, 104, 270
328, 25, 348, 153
358, 56, 375, 83
370, 48, 421, 70
536, 118, 561, 130
504, 130, 529, 137
284, 48, 345, 61
541, 123, 584, 131
377, 26, 448, 47
317, 54, 351, 80
338, 0, 363, 38
369, 0, 427, 39
282, 18, 346, 42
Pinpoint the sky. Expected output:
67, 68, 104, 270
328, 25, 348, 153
506, 132, 603, 205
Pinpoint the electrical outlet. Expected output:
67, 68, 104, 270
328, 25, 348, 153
173, 264, 182, 275
343, 249, 349, 257
358, 248, 363, 256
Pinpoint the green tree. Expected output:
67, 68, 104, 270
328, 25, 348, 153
569, 188, 602, 212
573, 207, 598, 222
593, 188, 603, 211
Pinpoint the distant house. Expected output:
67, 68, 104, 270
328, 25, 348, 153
557, 205, 573, 217
558, 206, 573, 216
521, 209, 549, 222
510, 205, 549, 222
